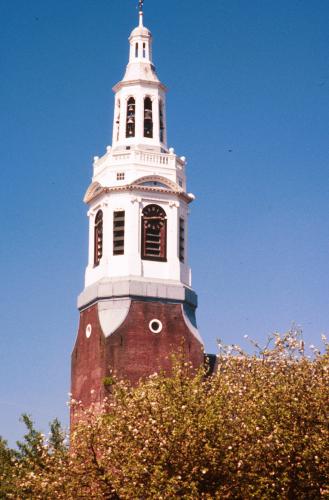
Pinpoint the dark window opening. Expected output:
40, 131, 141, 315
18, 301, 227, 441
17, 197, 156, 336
149, 320, 162, 333
135, 43, 139, 58
141, 181, 168, 188
142, 204, 167, 261
126, 97, 135, 138
113, 211, 125, 255
144, 97, 153, 138
179, 217, 185, 262
159, 100, 165, 143
143, 43, 146, 58
94, 210, 103, 266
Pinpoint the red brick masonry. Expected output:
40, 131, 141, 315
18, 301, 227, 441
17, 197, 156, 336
71, 299, 204, 414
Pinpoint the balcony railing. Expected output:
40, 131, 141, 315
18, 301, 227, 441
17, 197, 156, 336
108, 150, 184, 170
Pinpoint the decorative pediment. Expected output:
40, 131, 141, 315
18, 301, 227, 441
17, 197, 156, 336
83, 182, 104, 204
131, 175, 181, 192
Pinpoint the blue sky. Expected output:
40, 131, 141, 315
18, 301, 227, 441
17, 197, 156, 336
1, 0, 328, 444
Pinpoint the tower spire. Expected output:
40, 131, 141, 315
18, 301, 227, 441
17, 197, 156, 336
71, 9, 204, 424
138, 0, 144, 26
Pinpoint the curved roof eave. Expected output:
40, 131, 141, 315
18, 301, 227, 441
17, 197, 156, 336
84, 183, 193, 205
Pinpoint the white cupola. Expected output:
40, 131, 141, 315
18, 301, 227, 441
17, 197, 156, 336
112, 8, 167, 152
81, 4, 196, 301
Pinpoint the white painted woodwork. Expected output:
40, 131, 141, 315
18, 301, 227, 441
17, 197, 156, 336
83, 12, 195, 293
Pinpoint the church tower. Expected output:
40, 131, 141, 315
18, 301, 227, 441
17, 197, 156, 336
71, 5, 204, 412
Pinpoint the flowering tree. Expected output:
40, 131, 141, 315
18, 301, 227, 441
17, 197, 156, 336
1, 330, 329, 499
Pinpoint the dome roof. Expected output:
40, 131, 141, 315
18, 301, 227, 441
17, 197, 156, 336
130, 25, 151, 38
122, 61, 159, 84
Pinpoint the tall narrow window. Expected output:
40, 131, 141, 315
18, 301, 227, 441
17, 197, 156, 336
159, 100, 165, 143
179, 217, 185, 262
113, 211, 125, 255
143, 43, 146, 58
142, 204, 167, 261
144, 97, 153, 138
135, 43, 139, 58
94, 210, 103, 266
126, 97, 135, 137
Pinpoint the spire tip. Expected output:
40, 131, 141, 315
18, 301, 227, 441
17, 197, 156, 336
138, 0, 144, 26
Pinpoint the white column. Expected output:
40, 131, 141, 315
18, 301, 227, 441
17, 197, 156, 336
135, 93, 144, 145
119, 94, 127, 145
87, 211, 94, 269
102, 203, 111, 265
112, 98, 120, 146
167, 202, 180, 281
161, 94, 168, 147
127, 197, 142, 276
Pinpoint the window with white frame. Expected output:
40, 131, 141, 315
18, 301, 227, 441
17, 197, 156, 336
142, 204, 167, 261
113, 211, 125, 255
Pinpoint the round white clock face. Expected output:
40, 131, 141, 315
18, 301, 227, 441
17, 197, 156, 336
149, 319, 163, 334
85, 324, 92, 338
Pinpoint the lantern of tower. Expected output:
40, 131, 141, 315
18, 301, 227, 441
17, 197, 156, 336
71, 7, 204, 417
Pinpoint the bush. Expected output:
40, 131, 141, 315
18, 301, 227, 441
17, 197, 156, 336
2, 330, 329, 499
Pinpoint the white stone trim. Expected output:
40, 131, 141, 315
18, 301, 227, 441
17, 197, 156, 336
149, 319, 163, 334
78, 277, 198, 310
85, 324, 92, 338
98, 299, 131, 338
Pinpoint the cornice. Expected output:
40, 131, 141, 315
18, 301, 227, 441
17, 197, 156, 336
113, 79, 167, 93
84, 181, 192, 205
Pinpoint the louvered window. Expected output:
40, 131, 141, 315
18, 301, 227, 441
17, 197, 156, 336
179, 217, 185, 262
113, 211, 125, 255
142, 204, 166, 261
94, 210, 103, 266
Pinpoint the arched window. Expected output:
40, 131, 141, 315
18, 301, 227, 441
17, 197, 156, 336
126, 97, 135, 137
144, 97, 153, 138
94, 210, 103, 266
142, 204, 167, 261
159, 99, 165, 143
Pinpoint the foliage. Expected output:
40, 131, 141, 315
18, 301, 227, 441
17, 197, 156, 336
0, 437, 15, 498
1, 330, 329, 499
0, 416, 68, 499
103, 375, 116, 387
16, 414, 45, 464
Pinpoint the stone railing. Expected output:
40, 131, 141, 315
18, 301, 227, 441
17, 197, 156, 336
93, 148, 186, 175
109, 149, 185, 170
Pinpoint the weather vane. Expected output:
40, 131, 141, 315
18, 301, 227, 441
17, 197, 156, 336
139, 0, 144, 12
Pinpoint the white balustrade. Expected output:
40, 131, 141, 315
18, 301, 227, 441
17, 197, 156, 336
109, 149, 183, 170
